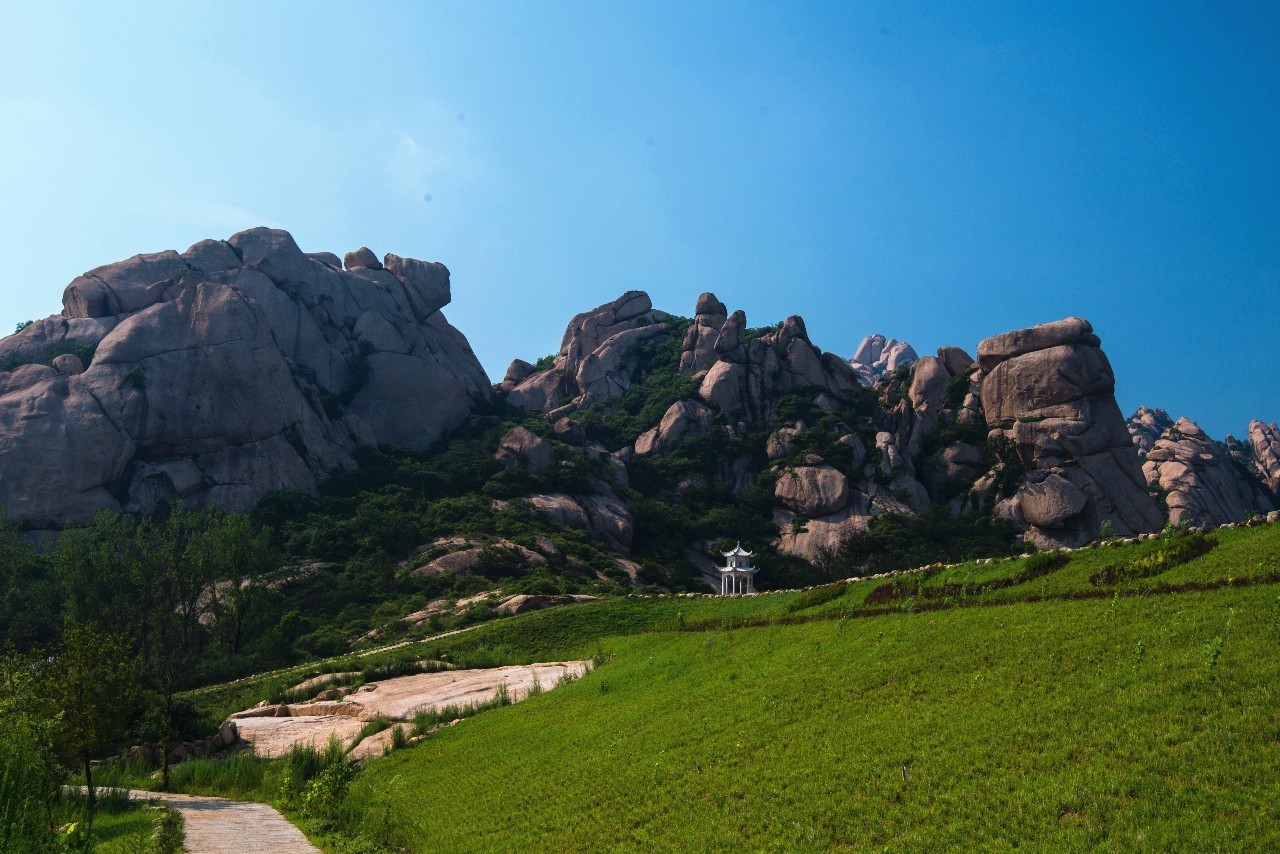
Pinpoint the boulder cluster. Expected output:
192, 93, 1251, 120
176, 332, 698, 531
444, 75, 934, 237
848, 334, 918, 385
1140, 418, 1272, 528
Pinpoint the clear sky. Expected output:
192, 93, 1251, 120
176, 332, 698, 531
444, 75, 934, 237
1, 1, 1276, 439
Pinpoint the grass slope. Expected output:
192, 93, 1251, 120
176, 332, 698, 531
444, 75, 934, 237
337, 528, 1280, 851
160, 524, 1280, 851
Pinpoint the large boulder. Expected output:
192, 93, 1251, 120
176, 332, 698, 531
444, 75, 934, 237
974, 317, 1162, 547
775, 501, 869, 561
0, 228, 490, 530
494, 426, 554, 473
774, 463, 849, 518
1143, 418, 1273, 527
634, 400, 715, 455
501, 291, 670, 414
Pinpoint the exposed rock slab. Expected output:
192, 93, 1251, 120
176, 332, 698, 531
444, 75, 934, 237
634, 400, 715, 455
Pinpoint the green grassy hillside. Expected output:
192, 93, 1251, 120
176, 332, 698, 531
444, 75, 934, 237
154, 523, 1280, 851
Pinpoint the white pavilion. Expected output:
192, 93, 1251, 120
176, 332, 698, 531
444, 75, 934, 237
719, 543, 758, 596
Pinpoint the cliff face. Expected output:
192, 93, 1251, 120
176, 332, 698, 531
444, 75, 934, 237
972, 318, 1165, 548
0, 228, 489, 530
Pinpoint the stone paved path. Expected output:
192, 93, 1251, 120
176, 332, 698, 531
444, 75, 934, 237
120, 790, 320, 853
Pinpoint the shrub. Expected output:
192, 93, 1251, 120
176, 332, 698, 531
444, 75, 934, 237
1089, 532, 1218, 586
302, 759, 356, 822
786, 581, 848, 613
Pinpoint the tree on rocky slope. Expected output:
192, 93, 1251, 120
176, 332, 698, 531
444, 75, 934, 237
48, 625, 137, 811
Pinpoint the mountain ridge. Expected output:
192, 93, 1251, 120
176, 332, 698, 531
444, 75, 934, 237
1, 229, 1275, 569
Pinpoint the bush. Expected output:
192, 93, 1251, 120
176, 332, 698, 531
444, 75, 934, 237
1089, 532, 1218, 586
786, 582, 848, 613
0, 718, 60, 852
302, 760, 356, 822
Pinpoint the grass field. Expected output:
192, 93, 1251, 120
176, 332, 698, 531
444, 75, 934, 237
161, 523, 1280, 851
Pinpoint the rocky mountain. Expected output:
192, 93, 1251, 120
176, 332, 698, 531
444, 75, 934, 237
1128, 405, 1174, 457
2, 238, 1275, 578
1125, 409, 1279, 528
1245, 421, 1280, 493
1139, 418, 1273, 527
0, 228, 488, 531
849, 334, 917, 385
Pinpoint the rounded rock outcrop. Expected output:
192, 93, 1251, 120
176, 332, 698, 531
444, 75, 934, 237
774, 464, 849, 518
0, 227, 490, 530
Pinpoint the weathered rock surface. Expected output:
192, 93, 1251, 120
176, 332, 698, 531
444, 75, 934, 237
406, 538, 547, 577
1128, 406, 1174, 457
502, 291, 670, 413
774, 502, 869, 561
974, 316, 1162, 547
697, 312, 861, 428
850, 334, 917, 385
1143, 418, 1273, 527
0, 228, 489, 529
774, 464, 849, 518
494, 426, 554, 473
678, 292, 728, 374
1249, 420, 1280, 493
634, 400, 715, 455
521, 492, 633, 553
495, 593, 599, 615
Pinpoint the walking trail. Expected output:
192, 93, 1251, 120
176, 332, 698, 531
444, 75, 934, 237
118, 789, 319, 853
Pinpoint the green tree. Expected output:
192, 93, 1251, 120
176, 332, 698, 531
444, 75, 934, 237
0, 648, 61, 851
202, 513, 277, 656
48, 625, 137, 811
0, 514, 61, 651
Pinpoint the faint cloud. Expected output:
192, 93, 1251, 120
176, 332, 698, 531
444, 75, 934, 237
384, 106, 486, 202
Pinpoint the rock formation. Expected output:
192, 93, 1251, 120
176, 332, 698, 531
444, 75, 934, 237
634, 400, 715, 455
678, 293, 728, 374
501, 291, 671, 414
0, 228, 489, 530
973, 317, 1163, 548
849, 334, 917, 385
1248, 420, 1280, 493
1128, 406, 1174, 457
695, 310, 863, 429
1142, 418, 1272, 527
494, 426, 554, 473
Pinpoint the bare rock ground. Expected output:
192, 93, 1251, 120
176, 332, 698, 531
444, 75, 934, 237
232, 662, 587, 759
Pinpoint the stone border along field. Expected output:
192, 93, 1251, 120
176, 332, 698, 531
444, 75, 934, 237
230, 661, 588, 760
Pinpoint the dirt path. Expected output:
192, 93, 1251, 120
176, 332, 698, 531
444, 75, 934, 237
119, 790, 319, 853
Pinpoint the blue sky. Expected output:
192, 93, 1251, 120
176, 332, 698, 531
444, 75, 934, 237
1, 1, 1276, 439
